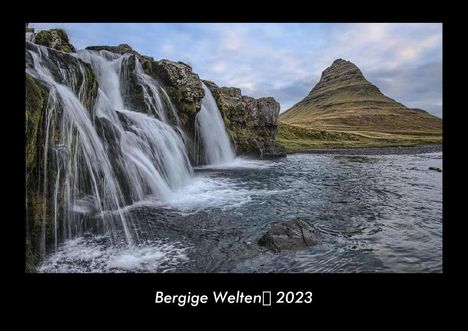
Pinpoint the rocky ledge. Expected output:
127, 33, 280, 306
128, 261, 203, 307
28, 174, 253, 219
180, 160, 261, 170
32, 29, 76, 53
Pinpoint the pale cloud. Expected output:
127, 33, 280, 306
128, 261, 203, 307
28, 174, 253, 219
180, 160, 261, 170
211, 62, 226, 73
218, 25, 247, 51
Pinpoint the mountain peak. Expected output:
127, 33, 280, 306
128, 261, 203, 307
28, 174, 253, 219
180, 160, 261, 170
280, 58, 441, 136
327, 58, 362, 76
304, 58, 381, 101
331, 58, 348, 65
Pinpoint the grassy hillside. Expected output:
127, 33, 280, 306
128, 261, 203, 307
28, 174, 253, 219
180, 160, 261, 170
280, 104, 442, 133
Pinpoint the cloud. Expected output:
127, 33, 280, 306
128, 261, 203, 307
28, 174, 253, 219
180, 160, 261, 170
28, 23, 442, 117
367, 61, 443, 117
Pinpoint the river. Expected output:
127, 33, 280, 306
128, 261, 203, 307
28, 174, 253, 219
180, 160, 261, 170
38, 150, 442, 273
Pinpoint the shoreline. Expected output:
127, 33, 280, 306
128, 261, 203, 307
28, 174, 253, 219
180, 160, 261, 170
286, 144, 442, 156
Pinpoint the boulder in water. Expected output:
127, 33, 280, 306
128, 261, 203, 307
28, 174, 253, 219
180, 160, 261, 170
258, 218, 320, 252
429, 166, 442, 172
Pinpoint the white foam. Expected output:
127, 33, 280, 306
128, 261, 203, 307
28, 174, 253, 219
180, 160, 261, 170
194, 157, 273, 170
38, 237, 190, 273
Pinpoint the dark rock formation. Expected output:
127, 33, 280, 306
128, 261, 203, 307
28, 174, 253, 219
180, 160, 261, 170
34, 29, 76, 53
87, 43, 145, 57
145, 59, 204, 128
86, 44, 155, 67
258, 218, 320, 252
429, 166, 442, 172
203, 80, 286, 158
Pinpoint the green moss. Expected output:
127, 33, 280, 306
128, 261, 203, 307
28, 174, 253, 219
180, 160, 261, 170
34, 30, 53, 47
73, 62, 98, 113
25, 74, 51, 272
25, 75, 48, 181
34, 29, 75, 53
164, 86, 198, 116
52, 29, 69, 43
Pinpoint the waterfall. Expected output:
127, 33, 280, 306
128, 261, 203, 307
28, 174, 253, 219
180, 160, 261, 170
26, 42, 194, 254
75, 49, 193, 199
195, 83, 236, 165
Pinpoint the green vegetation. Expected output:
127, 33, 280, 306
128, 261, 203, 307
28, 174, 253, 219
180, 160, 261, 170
277, 122, 442, 153
25, 74, 50, 272
34, 29, 75, 53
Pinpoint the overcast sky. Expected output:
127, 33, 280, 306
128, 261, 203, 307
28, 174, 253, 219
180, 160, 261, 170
29, 23, 443, 118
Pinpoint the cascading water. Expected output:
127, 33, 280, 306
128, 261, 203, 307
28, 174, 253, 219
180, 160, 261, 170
75, 49, 193, 200
26, 42, 194, 257
195, 83, 236, 165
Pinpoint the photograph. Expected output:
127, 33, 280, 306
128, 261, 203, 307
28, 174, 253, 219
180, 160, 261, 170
25, 22, 443, 274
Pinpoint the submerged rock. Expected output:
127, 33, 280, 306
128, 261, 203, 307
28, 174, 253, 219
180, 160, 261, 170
258, 218, 320, 252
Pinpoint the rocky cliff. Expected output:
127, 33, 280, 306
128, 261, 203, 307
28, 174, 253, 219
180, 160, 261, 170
280, 58, 442, 133
203, 80, 285, 158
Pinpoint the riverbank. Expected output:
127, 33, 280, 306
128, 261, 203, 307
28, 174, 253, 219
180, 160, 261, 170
286, 144, 442, 155
277, 122, 442, 153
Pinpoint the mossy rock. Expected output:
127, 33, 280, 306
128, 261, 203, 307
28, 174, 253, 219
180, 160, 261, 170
34, 29, 76, 53
25, 74, 48, 184
25, 74, 51, 272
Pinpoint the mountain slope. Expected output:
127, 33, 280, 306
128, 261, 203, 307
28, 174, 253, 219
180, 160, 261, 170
279, 59, 442, 151
281, 59, 441, 132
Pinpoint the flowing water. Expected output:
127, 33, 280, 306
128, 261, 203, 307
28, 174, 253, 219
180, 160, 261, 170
39, 152, 442, 273
195, 83, 235, 165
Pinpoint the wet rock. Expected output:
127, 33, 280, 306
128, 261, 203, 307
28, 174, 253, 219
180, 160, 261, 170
429, 166, 442, 172
86, 44, 155, 67
258, 218, 320, 252
203, 80, 286, 158
146, 59, 204, 116
26, 42, 98, 114
87, 43, 142, 56
25, 74, 52, 272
